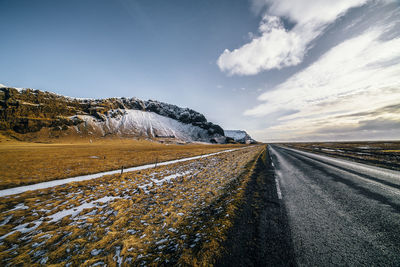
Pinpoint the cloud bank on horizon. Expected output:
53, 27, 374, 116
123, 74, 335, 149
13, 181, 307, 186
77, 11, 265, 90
218, 0, 400, 141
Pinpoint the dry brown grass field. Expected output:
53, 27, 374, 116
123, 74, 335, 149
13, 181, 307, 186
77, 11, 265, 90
284, 141, 400, 171
0, 145, 264, 266
0, 137, 245, 189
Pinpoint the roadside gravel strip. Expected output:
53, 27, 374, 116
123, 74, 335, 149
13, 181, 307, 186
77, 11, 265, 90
0, 147, 248, 197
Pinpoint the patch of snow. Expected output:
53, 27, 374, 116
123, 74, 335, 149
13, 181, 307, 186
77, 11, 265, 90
48, 196, 120, 222
151, 171, 192, 185
224, 130, 247, 140
155, 238, 168, 245
127, 229, 137, 235
138, 182, 153, 194
91, 261, 105, 266
321, 148, 336, 152
73, 125, 81, 133
77, 109, 213, 143
113, 246, 123, 267
0, 215, 13, 226
91, 249, 102, 256
7, 203, 29, 212
224, 130, 255, 144
39, 234, 52, 240
0, 147, 247, 198
0, 84, 24, 91
0, 220, 42, 240
356, 152, 371, 155
40, 257, 48, 264
32, 241, 46, 248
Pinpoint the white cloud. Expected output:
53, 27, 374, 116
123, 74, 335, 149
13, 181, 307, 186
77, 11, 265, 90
217, 0, 368, 75
255, 0, 368, 25
245, 26, 400, 141
217, 15, 304, 75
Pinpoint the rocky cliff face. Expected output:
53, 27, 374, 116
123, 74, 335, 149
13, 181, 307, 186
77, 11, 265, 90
224, 130, 257, 144
0, 86, 226, 143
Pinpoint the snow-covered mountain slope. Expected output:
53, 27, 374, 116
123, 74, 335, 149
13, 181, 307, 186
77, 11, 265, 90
75, 109, 223, 143
0, 85, 227, 143
224, 130, 256, 144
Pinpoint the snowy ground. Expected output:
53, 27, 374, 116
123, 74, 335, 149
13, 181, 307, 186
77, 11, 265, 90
0, 146, 262, 266
76, 109, 219, 143
0, 147, 243, 198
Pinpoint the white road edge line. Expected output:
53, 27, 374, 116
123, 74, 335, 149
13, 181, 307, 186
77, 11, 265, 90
268, 145, 282, 200
281, 146, 400, 182
275, 177, 283, 200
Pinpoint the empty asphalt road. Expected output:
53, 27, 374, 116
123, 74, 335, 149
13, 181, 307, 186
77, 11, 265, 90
269, 145, 400, 266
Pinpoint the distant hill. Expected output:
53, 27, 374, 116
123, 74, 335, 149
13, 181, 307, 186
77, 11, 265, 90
224, 130, 257, 144
0, 85, 227, 143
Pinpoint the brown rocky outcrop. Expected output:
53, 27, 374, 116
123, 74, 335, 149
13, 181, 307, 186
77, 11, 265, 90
0, 87, 225, 140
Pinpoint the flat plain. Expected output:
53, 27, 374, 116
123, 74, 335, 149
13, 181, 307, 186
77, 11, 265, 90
0, 141, 263, 266
0, 137, 244, 189
282, 141, 400, 171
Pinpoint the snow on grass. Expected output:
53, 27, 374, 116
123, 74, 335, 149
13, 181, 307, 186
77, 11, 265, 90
5, 203, 29, 212
91, 248, 102, 256
113, 246, 123, 267
0, 215, 13, 225
0, 147, 244, 198
48, 196, 120, 222
0, 146, 262, 266
321, 148, 337, 152
0, 220, 42, 240
151, 170, 193, 185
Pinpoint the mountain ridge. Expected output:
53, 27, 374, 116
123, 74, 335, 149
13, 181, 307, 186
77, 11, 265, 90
0, 86, 228, 143
224, 130, 256, 144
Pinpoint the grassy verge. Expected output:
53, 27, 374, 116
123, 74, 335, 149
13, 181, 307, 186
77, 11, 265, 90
0, 139, 245, 189
0, 145, 263, 266
175, 146, 266, 266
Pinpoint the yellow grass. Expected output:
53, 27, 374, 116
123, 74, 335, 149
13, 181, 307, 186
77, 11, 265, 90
0, 145, 264, 266
0, 138, 245, 189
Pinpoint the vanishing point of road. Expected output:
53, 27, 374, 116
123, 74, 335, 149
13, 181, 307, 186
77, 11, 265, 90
269, 145, 400, 266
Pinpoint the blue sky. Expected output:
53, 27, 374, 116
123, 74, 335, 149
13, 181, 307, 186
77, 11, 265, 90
1, 0, 400, 141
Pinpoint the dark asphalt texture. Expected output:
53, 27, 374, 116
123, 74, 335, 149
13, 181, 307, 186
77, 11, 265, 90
269, 145, 400, 266
217, 148, 296, 267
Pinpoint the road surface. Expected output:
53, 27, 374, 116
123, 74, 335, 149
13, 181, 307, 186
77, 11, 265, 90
269, 145, 400, 266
